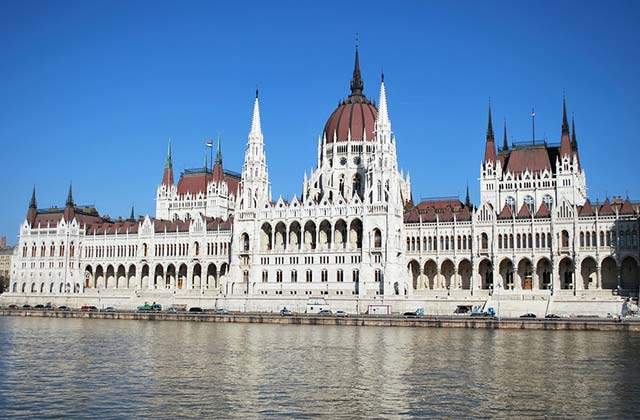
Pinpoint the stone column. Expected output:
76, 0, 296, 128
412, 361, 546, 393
596, 263, 602, 290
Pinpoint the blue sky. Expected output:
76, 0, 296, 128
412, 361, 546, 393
1, 0, 639, 243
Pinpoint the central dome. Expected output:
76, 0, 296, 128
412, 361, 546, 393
323, 48, 378, 143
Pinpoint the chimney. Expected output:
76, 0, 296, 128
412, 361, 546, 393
1, 236, 6, 249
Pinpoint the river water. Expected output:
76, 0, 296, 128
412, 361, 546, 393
0, 317, 639, 419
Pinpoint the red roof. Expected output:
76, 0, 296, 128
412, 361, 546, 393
599, 199, 614, 215
505, 146, 551, 174
324, 98, 377, 143
498, 204, 513, 219
535, 202, 550, 218
579, 200, 594, 216
516, 203, 532, 218
620, 198, 635, 215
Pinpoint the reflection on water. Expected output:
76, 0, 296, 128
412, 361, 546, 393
1, 317, 638, 419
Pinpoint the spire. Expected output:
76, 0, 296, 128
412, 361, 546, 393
502, 119, 509, 151
27, 186, 38, 225
129, 206, 135, 221
250, 89, 262, 138
571, 114, 578, 150
215, 135, 222, 165
204, 153, 208, 172
63, 183, 75, 222
560, 95, 572, 157
465, 183, 471, 208
29, 186, 37, 209
162, 138, 174, 186
487, 104, 494, 140
562, 95, 569, 134
350, 45, 363, 96
376, 73, 391, 134
484, 103, 496, 162
66, 183, 74, 207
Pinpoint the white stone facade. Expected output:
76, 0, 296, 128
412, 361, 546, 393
5, 51, 640, 313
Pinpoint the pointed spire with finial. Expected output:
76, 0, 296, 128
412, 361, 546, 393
26, 186, 38, 225
63, 182, 75, 222
29, 186, 37, 209
484, 102, 496, 162
350, 43, 363, 96
502, 119, 509, 151
162, 138, 174, 186
66, 183, 74, 207
465, 183, 471, 208
560, 95, 572, 157
376, 72, 391, 133
215, 135, 222, 165
571, 114, 578, 150
130, 205, 135, 221
250, 88, 262, 139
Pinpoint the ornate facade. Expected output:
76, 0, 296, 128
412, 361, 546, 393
6, 49, 640, 310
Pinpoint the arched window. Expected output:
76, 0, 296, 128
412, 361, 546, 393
291, 270, 297, 283
562, 230, 570, 248
262, 270, 268, 282
506, 196, 516, 213
481, 233, 488, 250
194, 242, 200, 256
498, 234, 503, 249
543, 194, 553, 210
524, 195, 535, 212
600, 231, 605, 247
321, 269, 328, 282
241, 233, 250, 252
373, 229, 382, 248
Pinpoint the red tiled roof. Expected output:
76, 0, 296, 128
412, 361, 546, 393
505, 146, 551, 174
579, 200, 594, 216
620, 197, 635, 215
176, 170, 240, 197
516, 203, 532, 218
535, 202, 550, 218
498, 204, 513, 219
599, 199, 614, 215
415, 199, 464, 212
206, 216, 233, 231
403, 208, 421, 223
324, 99, 378, 143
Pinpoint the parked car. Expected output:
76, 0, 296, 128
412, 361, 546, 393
318, 309, 332, 316
8, 304, 18, 310
188, 307, 203, 313
520, 313, 537, 318
103, 307, 116, 312
34, 304, 45, 309
81, 305, 98, 312
137, 303, 162, 312
22, 304, 32, 309
214, 308, 229, 315
166, 307, 178, 314
280, 308, 293, 316
335, 310, 348, 318
403, 311, 422, 318
545, 313, 561, 319
58, 305, 69, 311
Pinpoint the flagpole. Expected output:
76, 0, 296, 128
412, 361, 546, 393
531, 108, 535, 144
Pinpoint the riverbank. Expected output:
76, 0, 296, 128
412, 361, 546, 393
2, 309, 639, 331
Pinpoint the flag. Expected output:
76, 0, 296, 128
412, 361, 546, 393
205, 141, 213, 147
531, 109, 535, 117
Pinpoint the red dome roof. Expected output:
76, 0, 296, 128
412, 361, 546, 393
323, 47, 378, 143
324, 97, 377, 143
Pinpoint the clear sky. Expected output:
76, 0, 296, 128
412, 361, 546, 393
1, 0, 639, 244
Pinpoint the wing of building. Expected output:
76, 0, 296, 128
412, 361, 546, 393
5, 48, 640, 316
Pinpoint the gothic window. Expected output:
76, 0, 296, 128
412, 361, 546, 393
337, 269, 344, 282
352, 269, 359, 282
291, 270, 298, 283
561, 230, 570, 248
481, 233, 488, 250
262, 270, 268, 283
321, 269, 328, 282
498, 234, 503, 249
600, 231, 605, 247
276, 270, 282, 283
373, 229, 382, 248
306, 270, 313, 282
524, 196, 535, 212
241, 233, 250, 251
506, 196, 516, 214
509, 234, 514, 249
543, 195, 553, 210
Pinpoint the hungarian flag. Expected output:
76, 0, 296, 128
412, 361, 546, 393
205, 141, 213, 147
531, 109, 535, 117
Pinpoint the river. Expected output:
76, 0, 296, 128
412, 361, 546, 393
0, 317, 638, 419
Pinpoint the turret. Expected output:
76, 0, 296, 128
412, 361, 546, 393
212, 136, 225, 183
572, 115, 581, 168
502, 119, 509, 151
239, 89, 270, 209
